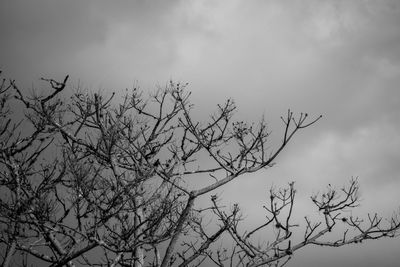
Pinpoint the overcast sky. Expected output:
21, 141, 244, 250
1, 1, 400, 266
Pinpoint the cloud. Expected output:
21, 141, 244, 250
0, 1, 107, 81
2, 0, 398, 224
218, 114, 400, 267
1, 1, 400, 265
220, 114, 400, 211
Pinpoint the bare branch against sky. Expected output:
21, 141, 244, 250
1, 1, 400, 266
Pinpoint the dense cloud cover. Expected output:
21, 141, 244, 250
1, 1, 400, 266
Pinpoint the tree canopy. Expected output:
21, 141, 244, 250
0, 72, 399, 267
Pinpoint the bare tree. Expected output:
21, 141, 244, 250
0, 72, 398, 267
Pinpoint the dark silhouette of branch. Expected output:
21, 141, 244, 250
0, 73, 397, 267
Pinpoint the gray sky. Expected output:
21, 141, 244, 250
1, 1, 400, 266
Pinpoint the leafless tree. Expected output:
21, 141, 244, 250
0, 72, 398, 267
